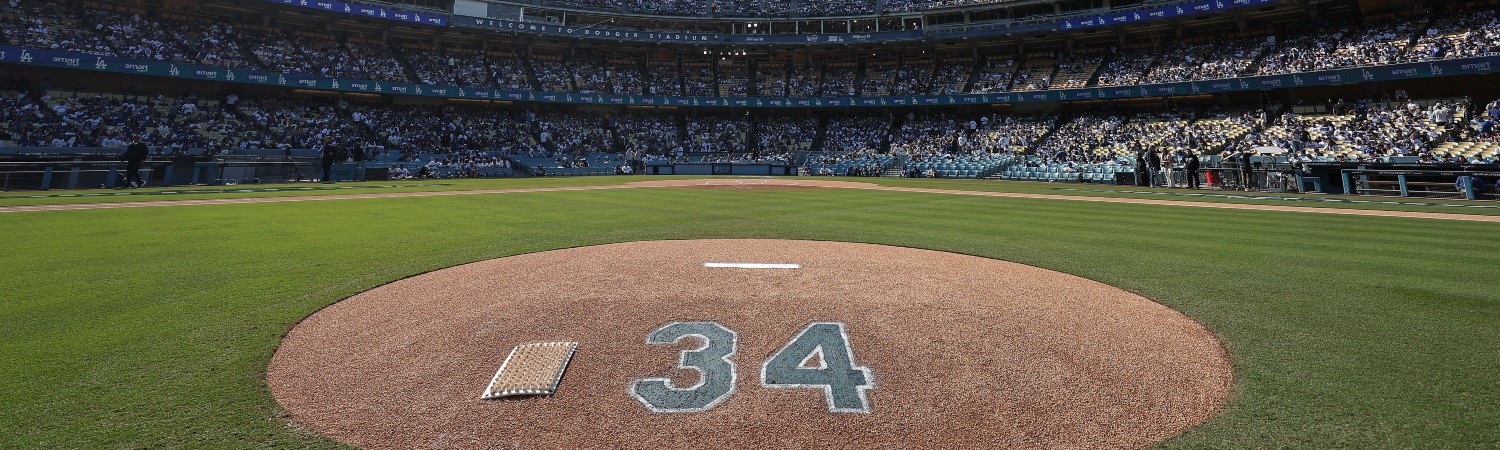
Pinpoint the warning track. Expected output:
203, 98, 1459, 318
3, 178, 1498, 222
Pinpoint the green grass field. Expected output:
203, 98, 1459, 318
2, 176, 1497, 448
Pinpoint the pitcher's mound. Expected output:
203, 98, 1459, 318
269, 240, 1231, 449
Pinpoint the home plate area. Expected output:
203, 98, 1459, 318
268, 239, 1231, 449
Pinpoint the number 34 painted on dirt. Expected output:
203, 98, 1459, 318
628, 322, 875, 414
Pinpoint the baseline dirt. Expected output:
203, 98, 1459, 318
268, 239, 1232, 449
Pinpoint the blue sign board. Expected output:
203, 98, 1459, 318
265, 0, 448, 26
1061, 0, 1278, 30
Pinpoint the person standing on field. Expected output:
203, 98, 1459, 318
1184, 150, 1201, 189
320, 138, 339, 184
1162, 150, 1177, 188
122, 136, 148, 189
1146, 149, 1162, 187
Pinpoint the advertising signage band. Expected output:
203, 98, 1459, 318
265, 0, 447, 26
1, 45, 1494, 108
1062, 0, 1279, 30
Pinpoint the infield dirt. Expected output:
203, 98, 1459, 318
268, 239, 1232, 449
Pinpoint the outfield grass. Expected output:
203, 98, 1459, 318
1, 178, 1497, 448
4, 175, 1500, 217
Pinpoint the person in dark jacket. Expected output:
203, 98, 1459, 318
122, 136, 148, 189
1184, 150, 1201, 189
1236, 150, 1254, 191
1146, 149, 1163, 187
1134, 152, 1149, 186
320, 138, 339, 184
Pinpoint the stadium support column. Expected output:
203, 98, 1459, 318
67, 157, 82, 190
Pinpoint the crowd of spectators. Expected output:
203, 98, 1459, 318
85, 10, 181, 63
786, 64, 822, 97
17, 2, 1500, 172
20, 91, 245, 153
16, 3, 1500, 101
1243, 99, 1457, 161
8, 83, 1496, 167
892, 62, 934, 95
822, 116, 889, 153
243, 31, 311, 76
0, 90, 45, 146
1010, 57, 1057, 91
242, 30, 409, 82
803, 151, 888, 176
530, 57, 573, 92
573, 55, 646, 95
970, 58, 1017, 93
930, 60, 972, 95
1409, 9, 1500, 61
646, 61, 683, 96
890, 113, 961, 155
409, 48, 489, 87
822, 65, 860, 96
681, 64, 718, 97
1033, 113, 1126, 163
343, 40, 409, 82
538, 112, 614, 157
527, 0, 948, 16
350, 104, 447, 156
442, 108, 537, 157
757, 63, 789, 98
756, 116, 817, 154
795, 0, 877, 17
615, 114, 683, 157
0, 4, 111, 55
538, 0, 796, 17
683, 116, 749, 153
1098, 36, 1273, 85
1160, 37, 1272, 82
175, 20, 251, 68
1095, 51, 1154, 87
1257, 18, 1418, 75
719, 63, 749, 96
236, 98, 351, 150
1049, 53, 1104, 89
967, 114, 1056, 154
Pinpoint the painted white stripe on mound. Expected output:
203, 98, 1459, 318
704, 262, 801, 269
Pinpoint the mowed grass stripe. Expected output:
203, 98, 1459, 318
0, 187, 1496, 448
